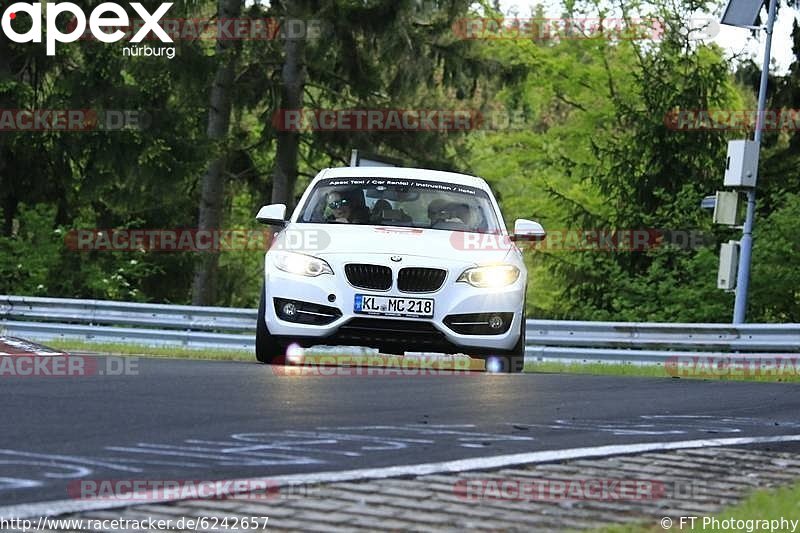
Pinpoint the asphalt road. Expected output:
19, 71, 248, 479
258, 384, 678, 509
3, 356, 800, 506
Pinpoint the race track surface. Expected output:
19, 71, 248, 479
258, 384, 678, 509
3, 356, 800, 506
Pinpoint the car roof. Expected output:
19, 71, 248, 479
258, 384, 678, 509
316, 166, 491, 190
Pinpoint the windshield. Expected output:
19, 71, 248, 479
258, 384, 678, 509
297, 177, 501, 233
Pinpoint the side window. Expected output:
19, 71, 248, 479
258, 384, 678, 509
302, 189, 328, 222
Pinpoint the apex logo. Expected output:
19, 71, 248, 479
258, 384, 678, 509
1, 2, 174, 55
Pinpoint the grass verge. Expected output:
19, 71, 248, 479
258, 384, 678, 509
46, 339, 253, 362
596, 479, 800, 531
524, 360, 800, 383
33, 340, 800, 383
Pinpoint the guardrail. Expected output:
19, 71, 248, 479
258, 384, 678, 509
1, 295, 798, 362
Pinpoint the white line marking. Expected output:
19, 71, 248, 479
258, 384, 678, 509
3, 433, 800, 519
0, 451, 142, 473
103, 446, 320, 466
0, 337, 65, 357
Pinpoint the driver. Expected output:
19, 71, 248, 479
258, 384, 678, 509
325, 190, 369, 223
326, 192, 352, 222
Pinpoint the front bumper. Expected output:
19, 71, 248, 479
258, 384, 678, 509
263, 259, 525, 353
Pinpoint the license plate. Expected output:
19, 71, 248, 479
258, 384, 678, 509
354, 294, 434, 318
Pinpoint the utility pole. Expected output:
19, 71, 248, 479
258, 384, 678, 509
721, 0, 778, 323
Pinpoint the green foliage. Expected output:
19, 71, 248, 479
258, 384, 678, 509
0, 205, 63, 296
0, 204, 158, 300
0, 0, 798, 322
467, 0, 800, 322
750, 193, 800, 321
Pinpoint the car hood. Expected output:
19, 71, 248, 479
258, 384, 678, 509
272, 223, 517, 266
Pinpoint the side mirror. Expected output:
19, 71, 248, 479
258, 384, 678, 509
510, 219, 546, 242
256, 204, 287, 226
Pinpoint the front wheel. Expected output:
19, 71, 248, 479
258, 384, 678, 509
506, 309, 526, 373
256, 286, 284, 364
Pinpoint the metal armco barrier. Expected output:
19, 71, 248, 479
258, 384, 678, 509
1, 295, 798, 362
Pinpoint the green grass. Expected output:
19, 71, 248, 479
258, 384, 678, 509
699, 482, 800, 531
33, 341, 800, 383
46, 339, 253, 362
596, 480, 800, 532
524, 361, 668, 378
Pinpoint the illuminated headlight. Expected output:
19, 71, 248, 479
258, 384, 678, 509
286, 342, 304, 364
457, 265, 520, 288
272, 251, 333, 277
486, 356, 503, 373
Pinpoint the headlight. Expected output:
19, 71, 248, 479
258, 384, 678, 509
457, 264, 520, 288
272, 251, 333, 277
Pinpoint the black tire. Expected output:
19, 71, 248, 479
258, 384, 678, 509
505, 308, 526, 373
256, 286, 284, 364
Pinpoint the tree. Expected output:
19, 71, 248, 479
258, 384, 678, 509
270, 0, 308, 208
192, 0, 244, 305
468, 0, 744, 321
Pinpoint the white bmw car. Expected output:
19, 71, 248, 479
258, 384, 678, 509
255, 167, 545, 372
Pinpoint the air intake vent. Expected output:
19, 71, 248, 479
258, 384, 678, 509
345, 264, 393, 291
398, 268, 447, 293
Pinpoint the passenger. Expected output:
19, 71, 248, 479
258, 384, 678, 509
449, 202, 471, 225
428, 199, 469, 227
427, 198, 451, 226
370, 199, 393, 223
